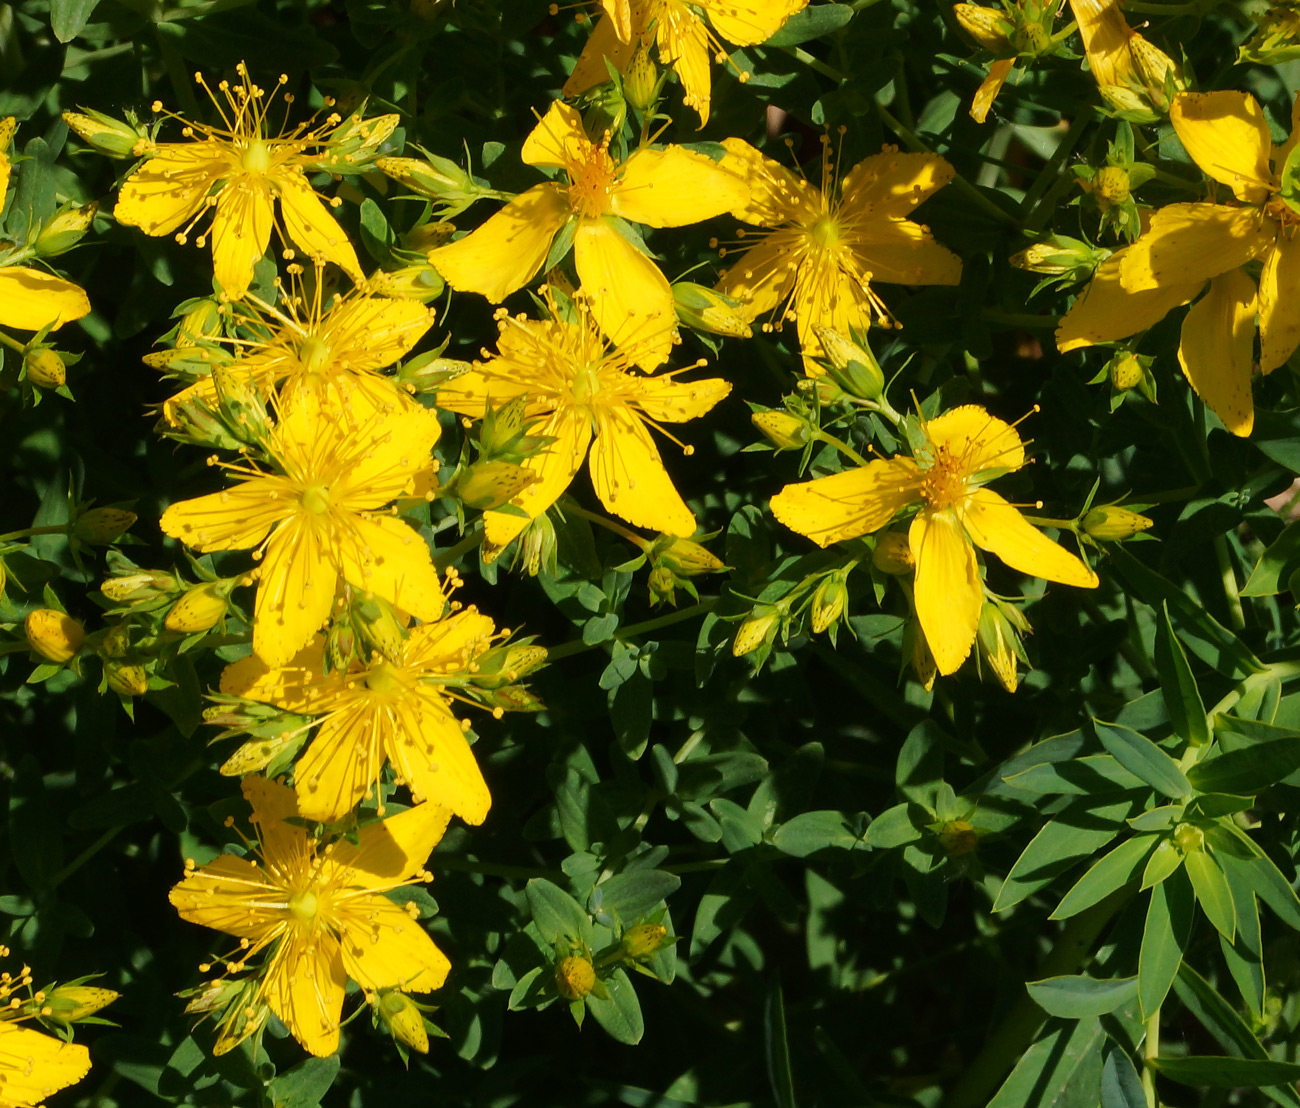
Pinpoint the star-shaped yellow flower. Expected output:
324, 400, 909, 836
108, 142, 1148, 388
160, 391, 444, 667
427, 100, 748, 369
218, 607, 500, 825
115, 63, 387, 298
170, 776, 451, 1057
770, 405, 1097, 675
563, 0, 808, 126
436, 292, 730, 556
715, 137, 962, 372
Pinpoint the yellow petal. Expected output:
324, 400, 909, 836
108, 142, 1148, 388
602, 0, 634, 42
277, 170, 364, 284
961, 487, 1099, 586
0, 267, 90, 331
589, 407, 696, 535
219, 637, 332, 713
1056, 250, 1202, 352
924, 405, 1025, 476
253, 515, 339, 668
264, 936, 346, 1058
656, 4, 713, 124
336, 406, 442, 507
702, 0, 807, 45
388, 693, 491, 824
169, 853, 281, 940
337, 514, 444, 623
971, 58, 1015, 124
1171, 91, 1273, 205
1259, 233, 1300, 372
210, 180, 274, 299
1120, 203, 1273, 292
114, 143, 225, 235
719, 137, 821, 225
563, 8, 640, 98
331, 801, 452, 886
574, 218, 676, 369
840, 150, 956, 212
160, 479, 290, 552
633, 373, 731, 422
428, 184, 570, 302
337, 894, 451, 993
848, 219, 963, 286
323, 295, 434, 373
404, 608, 497, 669
484, 408, 593, 549
790, 262, 874, 372
293, 703, 384, 823
435, 366, 534, 418
1067, 0, 1135, 88
715, 232, 798, 322
243, 775, 318, 878
612, 146, 750, 227
1178, 268, 1258, 437
521, 100, 593, 170
909, 508, 981, 676
0, 1022, 91, 1107
770, 458, 921, 548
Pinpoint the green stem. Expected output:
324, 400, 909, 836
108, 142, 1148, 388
943, 890, 1130, 1108
778, 45, 843, 83
1018, 515, 1076, 531
1205, 659, 1300, 723
815, 430, 870, 468
0, 329, 29, 354
561, 502, 651, 552
0, 524, 69, 543
544, 598, 720, 663
1213, 534, 1246, 632
49, 827, 121, 889
432, 527, 484, 571
1142, 1008, 1161, 1108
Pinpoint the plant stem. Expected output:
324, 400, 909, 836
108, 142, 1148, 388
0, 329, 29, 354
814, 430, 870, 467
0, 524, 69, 543
1213, 534, 1246, 631
561, 502, 651, 551
50, 827, 121, 889
1142, 1008, 1161, 1108
544, 598, 721, 663
433, 527, 484, 571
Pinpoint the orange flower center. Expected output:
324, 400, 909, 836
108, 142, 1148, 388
919, 446, 967, 511
567, 143, 617, 219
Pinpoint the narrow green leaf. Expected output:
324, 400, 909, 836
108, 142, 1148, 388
1150, 1056, 1300, 1088
1100, 1044, 1147, 1108
1141, 839, 1184, 890
594, 870, 680, 923
1127, 805, 1183, 832
1094, 722, 1192, 799
1026, 975, 1139, 1019
765, 4, 854, 46
1241, 517, 1300, 595
1139, 869, 1193, 1017
1155, 603, 1210, 747
1052, 834, 1159, 919
50, 0, 100, 42
1216, 839, 1300, 931
1186, 849, 1236, 942
526, 878, 593, 947
1187, 737, 1300, 795
1219, 857, 1265, 1019
985, 1017, 1106, 1108
772, 810, 860, 857
764, 979, 798, 1108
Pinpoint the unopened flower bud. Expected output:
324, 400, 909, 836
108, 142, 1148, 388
327, 619, 360, 671
655, 536, 725, 577
102, 570, 178, 603
977, 597, 1028, 693
814, 326, 884, 400
400, 355, 474, 393
477, 684, 546, 712
165, 582, 229, 633
375, 990, 429, 1054
810, 573, 848, 633
1130, 34, 1184, 106
366, 264, 446, 302
34, 202, 97, 257
1011, 18, 1050, 54
554, 955, 596, 1000
62, 108, 152, 158
733, 608, 779, 657
938, 819, 980, 856
1109, 352, 1144, 390
324, 111, 399, 166
621, 923, 669, 958
513, 512, 558, 577
673, 282, 752, 338
1081, 505, 1153, 541
356, 598, 408, 662
175, 299, 223, 346
796, 375, 846, 407
623, 45, 659, 112
1174, 822, 1204, 854
74, 507, 136, 544
100, 622, 131, 658
456, 460, 538, 511
472, 642, 548, 688
40, 984, 119, 1025
105, 662, 149, 697
953, 3, 1013, 51
752, 410, 810, 450
1010, 235, 1108, 277
872, 532, 915, 575
26, 609, 85, 663
1092, 166, 1130, 207
24, 348, 66, 389
378, 153, 485, 217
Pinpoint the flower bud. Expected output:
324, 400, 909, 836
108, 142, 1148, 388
356, 597, 408, 662
100, 622, 131, 658
375, 990, 429, 1054
954, 3, 1013, 51
378, 153, 485, 217
977, 596, 1029, 693
471, 642, 548, 688
814, 326, 884, 400
105, 662, 149, 697
217, 717, 312, 778
39, 984, 119, 1025
33, 202, 97, 258
1010, 235, 1109, 277
26, 609, 85, 663
621, 923, 669, 958
476, 684, 546, 712
74, 507, 136, 544
810, 573, 849, 634
795, 375, 846, 407
1081, 505, 1153, 541
165, 582, 229, 633
623, 45, 659, 112
366, 264, 446, 303
1130, 34, 1184, 108
654, 536, 725, 577
326, 619, 360, 671
673, 282, 752, 338
399, 354, 474, 393
1174, 822, 1204, 854
752, 410, 811, 450
1108, 352, 1144, 391
554, 955, 596, 1000
62, 108, 153, 158
455, 460, 538, 511
175, 299, 223, 347
24, 348, 66, 389
938, 819, 979, 856
102, 570, 178, 603
510, 512, 558, 577
1092, 166, 1130, 207
323, 111, 400, 168
733, 608, 779, 657
872, 531, 915, 575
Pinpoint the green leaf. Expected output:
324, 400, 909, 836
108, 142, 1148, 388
896, 720, 946, 811
864, 803, 922, 849
1127, 804, 1183, 832
1140, 839, 1184, 889
593, 870, 680, 923
1150, 1056, 1300, 1088
267, 1056, 340, 1108
1187, 737, 1300, 795
1139, 868, 1193, 1017
1101, 1044, 1147, 1108
1002, 755, 1145, 797
772, 810, 860, 857
994, 798, 1137, 913
49, 0, 100, 43
986, 1017, 1107, 1108
1185, 849, 1236, 942
1215, 838, 1300, 931
608, 671, 652, 758
1052, 834, 1159, 919
1094, 722, 1191, 799
1242, 517, 1300, 595
526, 878, 593, 948
586, 968, 643, 1045
1155, 604, 1209, 747
1026, 975, 1138, 1018
764, 979, 798, 1108
765, 4, 854, 46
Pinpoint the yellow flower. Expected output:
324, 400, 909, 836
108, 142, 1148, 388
427, 100, 748, 370
170, 776, 451, 1057
563, 0, 808, 126
436, 292, 730, 556
1058, 90, 1300, 436
160, 391, 444, 667
114, 63, 386, 298
715, 137, 961, 372
0, 955, 93, 1108
1068, 0, 1183, 117
217, 607, 500, 825
769, 405, 1097, 675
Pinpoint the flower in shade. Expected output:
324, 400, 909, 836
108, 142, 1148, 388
160, 390, 444, 667
427, 100, 747, 370
114, 63, 391, 298
435, 291, 730, 557
170, 776, 451, 1057
1057, 90, 1300, 436
563, 0, 808, 126
0, 952, 95, 1108
770, 405, 1097, 675
218, 607, 501, 825
715, 136, 961, 372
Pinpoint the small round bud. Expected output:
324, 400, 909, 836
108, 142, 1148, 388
872, 532, 915, 575
752, 411, 810, 451
376, 990, 430, 1053
25, 609, 85, 663
938, 819, 979, 857
105, 663, 149, 697
810, 575, 848, 634
554, 955, 596, 1000
1081, 505, 1153, 542
1109, 353, 1144, 391
733, 610, 779, 657
165, 582, 229, 633
621, 923, 669, 958
24, 349, 66, 390
1093, 166, 1131, 207
1174, 822, 1205, 855
101, 570, 178, 602
73, 507, 136, 544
